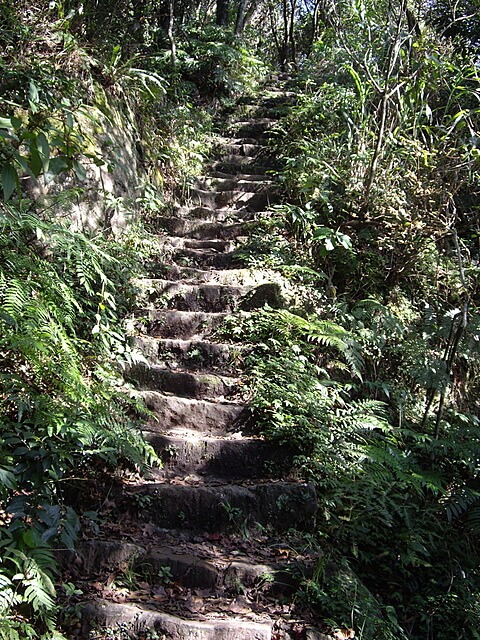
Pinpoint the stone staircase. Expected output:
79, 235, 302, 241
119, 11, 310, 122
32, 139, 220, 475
72, 78, 325, 640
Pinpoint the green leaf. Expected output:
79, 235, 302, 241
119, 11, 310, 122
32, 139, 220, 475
35, 132, 50, 173
29, 145, 43, 178
0, 130, 18, 143
0, 468, 17, 491
44, 156, 69, 184
73, 160, 87, 182
12, 152, 30, 175
0, 117, 13, 129
28, 80, 39, 107
1, 163, 19, 200
66, 111, 74, 130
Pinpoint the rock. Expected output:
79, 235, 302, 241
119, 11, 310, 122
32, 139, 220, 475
239, 282, 285, 310
141, 391, 246, 434
82, 601, 273, 640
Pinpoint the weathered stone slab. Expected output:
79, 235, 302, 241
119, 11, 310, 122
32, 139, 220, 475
195, 177, 274, 193
188, 187, 276, 211
57, 541, 144, 573
143, 267, 280, 287
140, 391, 246, 433
157, 235, 234, 252
137, 279, 252, 312
127, 481, 317, 532
229, 119, 276, 137
143, 310, 228, 339
82, 601, 273, 640
211, 160, 273, 174
147, 433, 269, 479
127, 364, 239, 399
154, 217, 249, 239
134, 336, 241, 371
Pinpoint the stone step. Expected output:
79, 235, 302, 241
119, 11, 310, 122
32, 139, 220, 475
212, 155, 272, 168
180, 205, 248, 221
141, 391, 246, 434
141, 267, 280, 287
216, 142, 268, 157
136, 278, 284, 312
188, 187, 277, 211
135, 279, 252, 312
72, 536, 310, 594
237, 90, 296, 107
82, 601, 274, 640
207, 170, 270, 181
157, 235, 235, 253
134, 336, 242, 371
153, 216, 250, 239
194, 176, 275, 192
147, 432, 273, 479
228, 118, 277, 137
141, 310, 228, 340
171, 247, 241, 269
124, 481, 317, 532
235, 104, 290, 119
127, 364, 239, 399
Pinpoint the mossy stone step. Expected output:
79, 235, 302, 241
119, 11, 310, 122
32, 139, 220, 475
212, 156, 275, 170
157, 236, 235, 252
72, 538, 310, 594
136, 279, 284, 313
124, 481, 317, 531
141, 391, 246, 434
168, 246, 241, 268
140, 310, 228, 340
228, 119, 277, 137
194, 177, 275, 192
216, 142, 268, 157
135, 279, 253, 312
134, 336, 243, 371
127, 364, 239, 399
139, 267, 283, 286
178, 205, 253, 221
145, 432, 279, 479
188, 187, 278, 211
153, 217, 250, 239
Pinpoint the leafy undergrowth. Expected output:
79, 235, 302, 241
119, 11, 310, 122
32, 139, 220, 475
221, 22, 480, 638
0, 204, 161, 638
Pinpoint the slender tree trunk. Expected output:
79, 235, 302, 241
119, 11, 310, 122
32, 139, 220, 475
288, 0, 297, 68
268, 1, 282, 65
363, 0, 407, 208
307, 0, 321, 56
281, 0, 289, 69
216, 0, 229, 26
168, 0, 176, 66
235, 0, 258, 34
235, 0, 248, 34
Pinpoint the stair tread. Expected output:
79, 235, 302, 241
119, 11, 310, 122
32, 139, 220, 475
77, 82, 327, 639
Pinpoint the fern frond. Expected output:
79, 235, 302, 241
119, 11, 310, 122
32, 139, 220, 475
444, 486, 480, 524
276, 309, 364, 378
0, 572, 19, 614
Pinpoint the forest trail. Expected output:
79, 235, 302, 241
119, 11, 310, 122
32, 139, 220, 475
72, 76, 325, 640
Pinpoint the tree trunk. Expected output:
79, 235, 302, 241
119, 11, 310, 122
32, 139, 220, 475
168, 0, 176, 66
235, 0, 248, 34
216, 0, 229, 26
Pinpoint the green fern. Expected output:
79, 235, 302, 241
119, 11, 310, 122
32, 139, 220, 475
0, 204, 159, 636
275, 310, 364, 378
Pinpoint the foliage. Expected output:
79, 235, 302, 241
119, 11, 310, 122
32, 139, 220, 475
229, 298, 480, 637
0, 202, 158, 635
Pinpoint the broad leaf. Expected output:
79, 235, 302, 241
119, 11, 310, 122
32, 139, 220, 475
1, 163, 19, 200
